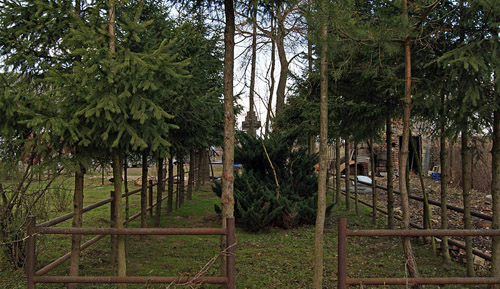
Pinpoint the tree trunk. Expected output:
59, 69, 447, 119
400, 0, 420, 283
155, 157, 163, 227
449, 140, 453, 182
335, 136, 341, 204
247, 5, 258, 136
187, 150, 194, 200
123, 158, 129, 261
179, 154, 185, 206
221, 0, 236, 277
313, 10, 328, 287
222, 0, 235, 217
124, 157, 129, 225
440, 108, 451, 263
101, 163, 105, 186
490, 36, 500, 286
176, 155, 180, 210
265, 12, 275, 137
345, 138, 350, 209
108, 0, 117, 266
167, 155, 173, 215
491, 109, 500, 282
369, 137, 377, 225
141, 152, 148, 228
195, 150, 202, 192
112, 153, 126, 286
275, 5, 287, 120
210, 154, 215, 181
354, 142, 359, 215
307, 0, 315, 155
200, 150, 206, 186
462, 131, 475, 276
386, 118, 395, 229
69, 164, 84, 289
204, 150, 210, 183
108, 1, 126, 284
411, 136, 436, 252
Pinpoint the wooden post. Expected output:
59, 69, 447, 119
27, 215, 36, 289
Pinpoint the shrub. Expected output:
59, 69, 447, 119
214, 132, 333, 232
0, 155, 62, 268
50, 187, 72, 213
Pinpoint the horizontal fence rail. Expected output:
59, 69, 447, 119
27, 216, 236, 289
36, 177, 164, 228
332, 185, 494, 261
36, 227, 227, 235
344, 277, 500, 286
26, 169, 237, 289
347, 229, 500, 237
37, 169, 193, 228
34, 171, 190, 276
330, 172, 495, 261
33, 276, 228, 284
337, 218, 500, 288
355, 177, 493, 221
35, 185, 169, 276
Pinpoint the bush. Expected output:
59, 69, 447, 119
50, 187, 72, 213
214, 132, 333, 232
0, 158, 62, 268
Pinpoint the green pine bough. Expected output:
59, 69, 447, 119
213, 132, 334, 232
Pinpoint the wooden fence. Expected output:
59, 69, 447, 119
25, 173, 235, 288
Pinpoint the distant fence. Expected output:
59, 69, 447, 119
337, 218, 500, 288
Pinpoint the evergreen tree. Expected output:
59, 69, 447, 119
313, 0, 328, 286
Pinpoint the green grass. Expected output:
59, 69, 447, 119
0, 177, 485, 288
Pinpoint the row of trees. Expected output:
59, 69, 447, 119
0, 0, 224, 283
1, 0, 500, 286
294, 1, 500, 287
213, 0, 500, 286
193, 0, 500, 286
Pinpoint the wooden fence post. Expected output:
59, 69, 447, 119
27, 215, 36, 289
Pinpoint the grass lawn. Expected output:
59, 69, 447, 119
0, 175, 484, 288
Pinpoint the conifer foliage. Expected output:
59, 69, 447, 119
214, 132, 332, 232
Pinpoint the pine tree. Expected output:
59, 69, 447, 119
313, 0, 328, 286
